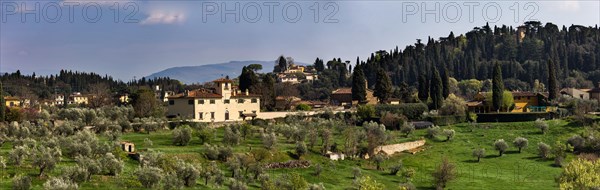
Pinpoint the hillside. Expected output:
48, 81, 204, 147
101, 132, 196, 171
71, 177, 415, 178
146, 60, 306, 84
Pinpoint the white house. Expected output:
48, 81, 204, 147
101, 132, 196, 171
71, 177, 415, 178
167, 78, 261, 122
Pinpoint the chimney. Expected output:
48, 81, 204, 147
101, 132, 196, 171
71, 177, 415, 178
245, 89, 249, 96
233, 89, 237, 96
184, 90, 189, 97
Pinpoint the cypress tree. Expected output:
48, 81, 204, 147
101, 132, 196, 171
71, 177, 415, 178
442, 66, 450, 99
430, 68, 444, 110
352, 65, 367, 102
548, 59, 559, 101
492, 62, 504, 112
0, 81, 4, 122
418, 72, 429, 102
374, 69, 392, 104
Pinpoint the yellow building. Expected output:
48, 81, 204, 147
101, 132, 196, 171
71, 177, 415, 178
467, 92, 555, 113
167, 78, 261, 122
69, 93, 89, 105
4, 96, 21, 107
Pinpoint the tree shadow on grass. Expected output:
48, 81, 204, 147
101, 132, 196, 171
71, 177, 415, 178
505, 150, 520, 154
286, 151, 300, 159
524, 156, 549, 162
462, 159, 480, 163
485, 154, 501, 158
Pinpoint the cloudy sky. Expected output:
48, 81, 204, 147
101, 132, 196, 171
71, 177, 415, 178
1, 0, 598, 80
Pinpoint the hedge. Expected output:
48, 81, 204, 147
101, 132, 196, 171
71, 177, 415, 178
476, 112, 550, 122
375, 103, 428, 120
427, 115, 466, 126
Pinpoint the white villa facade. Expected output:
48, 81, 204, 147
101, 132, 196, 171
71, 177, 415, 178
167, 78, 261, 122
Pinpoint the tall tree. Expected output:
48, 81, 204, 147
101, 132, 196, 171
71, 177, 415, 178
352, 65, 367, 102
239, 66, 258, 92
314, 58, 325, 72
418, 73, 429, 102
275, 56, 287, 73
492, 62, 504, 112
430, 68, 444, 109
442, 66, 450, 99
0, 81, 4, 122
374, 69, 392, 103
547, 59, 559, 101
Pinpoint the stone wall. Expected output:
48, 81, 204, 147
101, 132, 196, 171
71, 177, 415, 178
375, 139, 426, 155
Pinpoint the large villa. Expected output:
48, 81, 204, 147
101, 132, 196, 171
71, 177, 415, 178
166, 78, 261, 122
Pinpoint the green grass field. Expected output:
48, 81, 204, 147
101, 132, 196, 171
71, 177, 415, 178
0, 119, 582, 189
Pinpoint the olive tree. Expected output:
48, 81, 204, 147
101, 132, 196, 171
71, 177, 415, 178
472, 148, 485, 162
432, 157, 456, 190
538, 142, 551, 159
442, 129, 455, 141
535, 119, 549, 134
43, 177, 78, 190
494, 139, 509, 156
100, 153, 123, 176
295, 141, 307, 158
364, 121, 387, 156
172, 125, 193, 146
9, 145, 29, 166
175, 159, 200, 187
223, 126, 241, 146
400, 122, 415, 137
32, 145, 62, 177
12, 175, 31, 190
162, 172, 183, 190
513, 137, 529, 153
261, 132, 277, 150
136, 166, 164, 188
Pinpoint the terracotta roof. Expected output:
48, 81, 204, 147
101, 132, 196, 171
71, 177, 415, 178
4, 96, 20, 100
170, 89, 222, 99
231, 93, 261, 98
332, 88, 352, 94
466, 101, 483, 107
588, 88, 600, 93
213, 78, 234, 83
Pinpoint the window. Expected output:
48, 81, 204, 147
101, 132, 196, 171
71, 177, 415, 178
210, 112, 215, 119
238, 99, 245, 104
169, 100, 174, 105
188, 100, 194, 105
239, 111, 243, 118
251, 98, 257, 103
252, 110, 257, 114
210, 100, 215, 104
224, 99, 230, 104
198, 112, 203, 120
199, 100, 205, 104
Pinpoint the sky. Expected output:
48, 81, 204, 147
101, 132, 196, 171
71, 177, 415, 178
1, 0, 599, 80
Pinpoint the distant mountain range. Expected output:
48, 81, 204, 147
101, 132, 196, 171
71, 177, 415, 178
146, 60, 306, 84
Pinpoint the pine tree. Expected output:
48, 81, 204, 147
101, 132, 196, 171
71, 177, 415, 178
547, 59, 559, 101
352, 65, 367, 102
374, 69, 392, 103
492, 62, 504, 112
0, 81, 4, 122
442, 66, 450, 99
430, 68, 444, 110
314, 58, 325, 72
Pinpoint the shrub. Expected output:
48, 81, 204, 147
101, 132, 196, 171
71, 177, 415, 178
558, 158, 600, 189
218, 146, 233, 162
75, 156, 101, 181
172, 125, 193, 146
567, 135, 585, 151
352, 167, 362, 179
438, 94, 467, 116
100, 153, 123, 176
538, 142, 551, 159
400, 122, 415, 137
9, 146, 29, 166
12, 175, 31, 190
295, 141, 307, 158
442, 129, 455, 141
513, 137, 529, 153
136, 166, 163, 188
375, 103, 428, 120
313, 164, 322, 176
472, 148, 485, 162
32, 146, 61, 177
380, 112, 406, 130
426, 126, 440, 139
364, 122, 387, 156
43, 177, 78, 190
355, 176, 384, 190
162, 172, 183, 190
494, 139, 509, 156
62, 166, 88, 184
373, 154, 386, 171
261, 132, 277, 150
296, 104, 311, 111
223, 126, 241, 146
432, 157, 456, 190
276, 172, 308, 190
173, 160, 199, 187
389, 161, 403, 175
196, 127, 214, 145
229, 179, 248, 190
204, 144, 219, 160
357, 105, 376, 120
535, 118, 549, 134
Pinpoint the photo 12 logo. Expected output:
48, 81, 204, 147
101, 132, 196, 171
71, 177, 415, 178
402, 1, 539, 23
1, 1, 140, 23
201, 1, 339, 23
